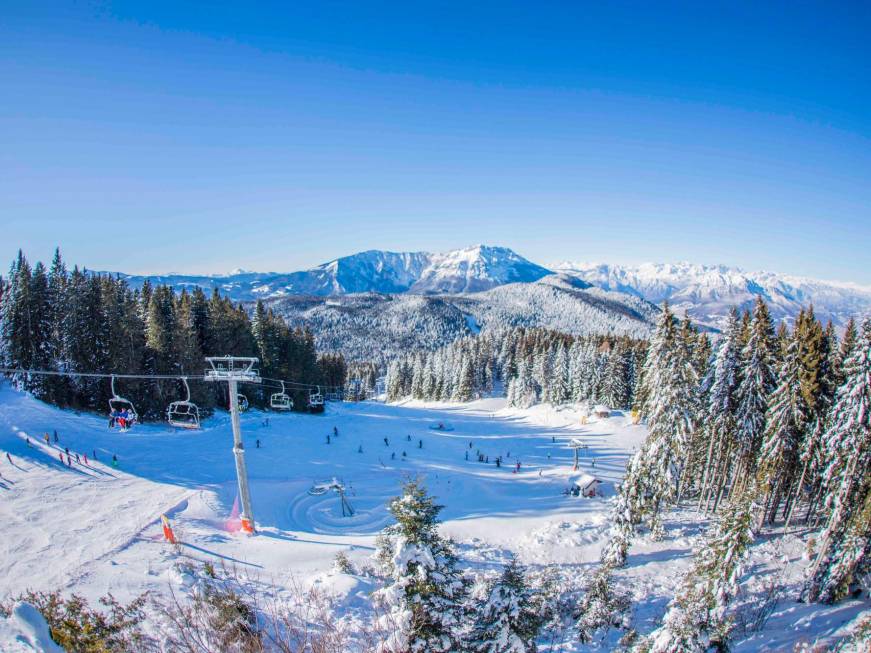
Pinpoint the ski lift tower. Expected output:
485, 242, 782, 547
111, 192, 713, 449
569, 438, 584, 472
205, 356, 261, 534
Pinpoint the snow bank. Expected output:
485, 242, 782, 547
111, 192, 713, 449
0, 602, 63, 652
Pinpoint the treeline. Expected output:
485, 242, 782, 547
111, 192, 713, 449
385, 326, 650, 409
593, 300, 869, 651
0, 250, 343, 419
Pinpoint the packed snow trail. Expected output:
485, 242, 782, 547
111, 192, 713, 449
2, 385, 865, 650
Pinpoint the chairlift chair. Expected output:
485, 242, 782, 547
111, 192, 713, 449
307, 385, 325, 413
167, 377, 200, 429
237, 393, 249, 412
108, 375, 138, 429
270, 381, 293, 411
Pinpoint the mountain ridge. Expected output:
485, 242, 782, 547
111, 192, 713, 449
108, 246, 871, 329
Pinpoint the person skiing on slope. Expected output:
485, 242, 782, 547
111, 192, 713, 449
43, 433, 50, 446
333, 426, 338, 437
53, 430, 58, 443
112, 454, 118, 468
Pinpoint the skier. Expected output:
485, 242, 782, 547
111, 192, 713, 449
75, 453, 80, 464
84, 453, 88, 465
112, 454, 118, 468
469, 441, 473, 448
26, 438, 31, 448
552, 436, 555, 443
402, 451, 407, 458
43, 433, 50, 446
358, 445, 363, 453
485, 455, 489, 463
391, 452, 396, 460
53, 430, 58, 443
516, 461, 521, 473
58, 452, 63, 464
66, 455, 72, 467
333, 426, 338, 437
256, 439, 261, 449
496, 457, 501, 468
465, 451, 469, 461
384, 437, 389, 446
418, 439, 422, 449
92, 449, 97, 460
326, 434, 331, 444
407, 434, 411, 442
65, 447, 69, 457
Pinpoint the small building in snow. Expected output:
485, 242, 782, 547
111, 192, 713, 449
568, 473, 603, 498
593, 405, 610, 419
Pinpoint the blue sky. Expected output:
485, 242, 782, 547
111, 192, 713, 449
2, 1, 870, 282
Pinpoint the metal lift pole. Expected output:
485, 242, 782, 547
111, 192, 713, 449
228, 377, 255, 534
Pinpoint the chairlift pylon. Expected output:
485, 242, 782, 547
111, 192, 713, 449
270, 380, 293, 411
108, 375, 138, 430
167, 377, 200, 429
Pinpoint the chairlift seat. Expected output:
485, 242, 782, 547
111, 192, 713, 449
167, 400, 200, 429
270, 392, 292, 410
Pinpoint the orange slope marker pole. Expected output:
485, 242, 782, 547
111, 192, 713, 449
161, 514, 177, 544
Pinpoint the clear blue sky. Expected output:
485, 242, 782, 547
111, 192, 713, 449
2, 1, 870, 282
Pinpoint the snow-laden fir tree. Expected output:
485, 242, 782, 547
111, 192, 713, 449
373, 480, 467, 652
600, 450, 646, 568
470, 556, 544, 653
635, 304, 700, 535
697, 309, 742, 513
757, 330, 808, 525
803, 318, 871, 604
642, 487, 756, 653
733, 297, 776, 485
574, 566, 631, 645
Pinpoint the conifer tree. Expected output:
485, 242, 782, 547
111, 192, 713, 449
803, 318, 871, 603
374, 480, 467, 652
757, 330, 808, 525
733, 297, 776, 483
645, 488, 756, 653
471, 556, 543, 653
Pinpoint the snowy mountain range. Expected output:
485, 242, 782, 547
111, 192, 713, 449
114, 245, 871, 330
115, 245, 551, 300
554, 261, 871, 329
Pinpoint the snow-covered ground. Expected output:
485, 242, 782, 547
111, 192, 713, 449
1, 385, 867, 650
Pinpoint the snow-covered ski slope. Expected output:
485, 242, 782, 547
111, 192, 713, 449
2, 385, 867, 650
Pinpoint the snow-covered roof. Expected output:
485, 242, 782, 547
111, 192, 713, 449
571, 473, 601, 488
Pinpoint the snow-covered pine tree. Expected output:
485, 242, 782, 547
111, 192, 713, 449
733, 297, 776, 487
697, 309, 742, 513
575, 566, 631, 644
643, 488, 756, 653
634, 305, 700, 535
757, 328, 808, 525
550, 342, 570, 405
803, 318, 871, 604
601, 342, 630, 410
471, 556, 543, 653
600, 450, 647, 568
453, 354, 475, 403
373, 480, 467, 653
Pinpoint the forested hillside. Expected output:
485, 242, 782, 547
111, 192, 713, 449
0, 250, 339, 417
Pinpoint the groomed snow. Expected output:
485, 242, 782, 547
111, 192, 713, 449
1, 385, 867, 650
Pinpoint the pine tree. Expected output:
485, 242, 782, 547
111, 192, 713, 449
733, 297, 776, 483
374, 480, 467, 652
757, 330, 808, 525
575, 566, 631, 644
697, 309, 742, 512
471, 556, 543, 653
803, 318, 871, 603
645, 488, 756, 653
454, 355, 475, 402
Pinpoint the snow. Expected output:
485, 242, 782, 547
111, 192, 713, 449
554, 261, 871, 330
1, 384, 867, 650
0, 603, 64, 652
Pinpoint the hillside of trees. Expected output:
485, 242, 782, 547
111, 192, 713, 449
0, 250, 343, 419
386, 327, 651, 410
